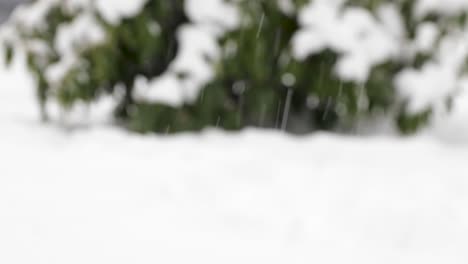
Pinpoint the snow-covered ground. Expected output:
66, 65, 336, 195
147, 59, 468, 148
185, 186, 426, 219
2, 52, 468, 264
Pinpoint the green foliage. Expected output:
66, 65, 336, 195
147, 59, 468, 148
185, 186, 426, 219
4, 44, 14, 65
129, 0, 395, 133
56, 0, 187, 118
4, 0, 466, 134
397, 109, 432, 134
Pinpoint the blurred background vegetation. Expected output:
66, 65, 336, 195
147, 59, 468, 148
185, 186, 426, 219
2, 0, 465, 134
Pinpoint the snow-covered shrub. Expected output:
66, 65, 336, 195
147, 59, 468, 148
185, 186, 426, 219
130, 0, 302, 132
290, 0, 468, 133
1, 0, 187, 121
2, 0, 468, 134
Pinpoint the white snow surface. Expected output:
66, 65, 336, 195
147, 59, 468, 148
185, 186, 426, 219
133, 24, 222, 106
94, 0, 148, 25
413, 22, 439, 54
3, 42, 468, 264
7, 0, 148, 30
8, 0, 58, 32
293, 1, 403, 83
415, 0, 468, 17
185, 0, 240, 30
396, 25, 468, 113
